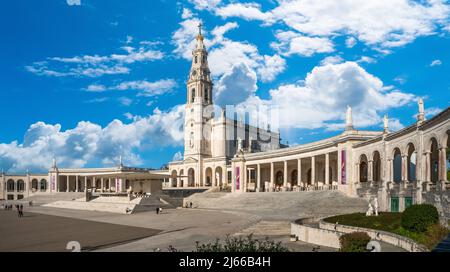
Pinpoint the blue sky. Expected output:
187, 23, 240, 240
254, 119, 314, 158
0, 0, 449, 173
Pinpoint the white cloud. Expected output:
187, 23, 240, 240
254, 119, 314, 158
357, 56, 376, 64
66, 0, 81, 6
236, 61, 415, 130
320, 55, 344, 66
189, 0, 221, 11
430, 59, 442, 66
0, 106, 185, 172
345, 37, 357, 48
215, 63, 257, 106
215, 2, 274, 23
271, 31, 334, 57
118, 97, 133, 106
172, 151, 183, 161
113, 79, 178, 97
182, 8, 194, 19
26, 41, 164, 78
387, 118, 405, 132
86, 84, 106, 92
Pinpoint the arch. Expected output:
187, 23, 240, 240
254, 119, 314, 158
372, 151, 381, 183
306, 168, 312, 185
205, 167, 213, 186
406, 143, 416, 182
191, 88, 195, 103
430, 137, 439, 183
17, 179, 25, 192
170, 170, 178, 187
125, 179, 130, 190
31, 179, 38, 191
359, 154, 368, 182
290, 169, 298, 187
188, 168, 195, 187
7, 179, 14, 192
40, 179, 47, 191
95, 179, 101, 189
393, 148, 402, 183
215, 166, 223, 187
275, 170, 283, 187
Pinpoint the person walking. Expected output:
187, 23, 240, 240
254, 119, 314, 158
156, 206, 159, 214
19, 204, 24, 217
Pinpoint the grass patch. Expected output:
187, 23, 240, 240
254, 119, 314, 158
324, 212, 449, 250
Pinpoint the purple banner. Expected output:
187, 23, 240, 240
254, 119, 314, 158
341, 149, 346, 184
235, 167, 240, 190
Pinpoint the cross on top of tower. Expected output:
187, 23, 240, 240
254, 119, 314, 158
198, 22, 202, 35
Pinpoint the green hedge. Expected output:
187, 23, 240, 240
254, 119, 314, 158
401, 204, 439, 233
195, 234, 289, 252
339, 232, 371, 252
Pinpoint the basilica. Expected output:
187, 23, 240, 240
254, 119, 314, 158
1, 28, 449, 217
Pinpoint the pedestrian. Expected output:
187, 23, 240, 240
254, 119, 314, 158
156, 207, 159, 214
189, 202, 193, 208
159, 207, 162, 214
19, 204, 24, 217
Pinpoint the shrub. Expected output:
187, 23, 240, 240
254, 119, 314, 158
339, 232, 371, 252
195, 234, 289, 252
422, 224, 450, 250
401, 204, 439, 233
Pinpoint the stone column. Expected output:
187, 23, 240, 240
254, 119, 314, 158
66, 176, 69, 192
270, 162, 274, 191
402, 155, 408, 183
368, 160, 373, 183
297, 158, 302, 186
84, 176, 87, 192
424, 151, 431, 191
439, 147, 447, 190
325, 153, 330, 185
283, 161, 288, 189
311, 156, 316, 186
256, 164, 261, 192
101, 178, 104, 193
355, 163, 360, 183
75, 175, 79, 192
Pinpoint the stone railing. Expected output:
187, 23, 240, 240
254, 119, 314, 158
319, 220, 428, 252
291, 218, 341, 249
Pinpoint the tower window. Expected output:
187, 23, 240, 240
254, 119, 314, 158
204, 88, 208, 102
191, 88, 195, 103
195, 56, 197, 64
203, 56, 206, 63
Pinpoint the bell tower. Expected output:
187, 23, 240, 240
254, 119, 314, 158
184, 23, 213, 158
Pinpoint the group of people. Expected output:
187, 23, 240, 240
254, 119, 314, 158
2, 203, 24, 217
184, 202, 193, 208
156, 207, 163, 214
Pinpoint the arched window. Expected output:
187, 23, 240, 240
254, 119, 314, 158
204, 88, 208, 102
40, 179, 47, 191
393, 148, 402, 183
17, 180, 25, 192
275, 171, 283, 186
32, 179, 38, 191
191, 88, 195, 103
7, 180, 14, 192
194, 56, 197, 64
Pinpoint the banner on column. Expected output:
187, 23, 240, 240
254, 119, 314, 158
235, 167, 240, 190
51, 175, 56, 191
115, 178, 122, 192
341, 149, 346, 184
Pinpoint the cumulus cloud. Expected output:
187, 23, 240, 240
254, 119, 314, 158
189, 0, 221, 11
26, 40, 164, 78
236, 61, 416, 130
0, 106, 185, 172
215, 63, 257, 106
271, 31, 334, 57
320, 55, 344, 66
172, 151, 183, 161
215, 2, 274, 23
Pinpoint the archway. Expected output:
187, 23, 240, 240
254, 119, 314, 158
32, 179, 38, 191
393, 148, 402, 183
275, 171, 283, 187
171, 170, 178, 187
40, 179, 47, 191
373, 151, 381, 183
306, 168, 312, 185
188, 168, 195, 187
215, 167, 223, 187
17, 180, 25, 192
95, 179, 101, 189
7, 179, 14, 192
406, 143, 416, 182
359, 154, 368, 182
430, 138, 439, 183
205, 167, 213, 186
